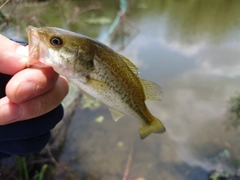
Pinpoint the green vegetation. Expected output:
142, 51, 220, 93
225, 93, 240, 132
80, 95, 101, 110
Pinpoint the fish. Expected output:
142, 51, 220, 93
27, 26, 166, 139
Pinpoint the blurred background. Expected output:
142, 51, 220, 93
1, 0, 240, 179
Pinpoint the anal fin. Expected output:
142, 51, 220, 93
109, 108, 124, 121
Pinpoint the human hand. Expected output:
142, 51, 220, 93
0, 34, 69, 158
0, 34, 69, 125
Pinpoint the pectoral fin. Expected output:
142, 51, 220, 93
140, 79, 163, 101
109, 108, 124, 121
86, 77, 109, 91
74, 76, 109, 98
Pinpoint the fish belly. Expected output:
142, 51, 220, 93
69, 77, 136, 118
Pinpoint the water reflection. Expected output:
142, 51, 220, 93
197, 46, 240, 77
225, 93, 240, 131
54, 0, 240, 179
54, 1, 240, 179
2, 0, 240, 179
128, 0, 240, 44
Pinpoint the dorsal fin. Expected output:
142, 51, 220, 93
140, 79, 163, 101
118, 53, 139, 75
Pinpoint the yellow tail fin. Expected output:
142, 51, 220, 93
139, 116, 166, 139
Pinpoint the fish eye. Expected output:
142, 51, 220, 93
50, 37, 63, 46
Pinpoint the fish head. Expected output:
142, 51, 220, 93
27, 26, 95, 78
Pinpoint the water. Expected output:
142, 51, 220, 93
2, 0, 240, 179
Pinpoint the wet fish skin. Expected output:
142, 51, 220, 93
27, 26, 166, 139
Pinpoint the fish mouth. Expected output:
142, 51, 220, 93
27, 26, 50, 68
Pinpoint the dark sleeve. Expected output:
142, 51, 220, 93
0, 73, 64, 158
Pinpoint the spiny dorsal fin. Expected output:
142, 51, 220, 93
140, 79, 163, 101
118, 53, 139, 75
109, 108, 124, 121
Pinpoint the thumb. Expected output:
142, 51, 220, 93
0, 34, 28, 75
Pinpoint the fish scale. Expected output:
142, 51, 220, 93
92, 56, 140, 112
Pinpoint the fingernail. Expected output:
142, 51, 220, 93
16, 81, 36, 102
0, 103, 22, 125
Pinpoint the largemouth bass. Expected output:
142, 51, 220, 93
27, 26, 166, 139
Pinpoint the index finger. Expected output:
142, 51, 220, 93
0, 34, 28, 75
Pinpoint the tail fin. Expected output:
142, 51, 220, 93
139, 116, 166, 139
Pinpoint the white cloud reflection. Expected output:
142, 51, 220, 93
153, 41, 240, 172
163, 40, 207, 57
61, 18, 240, 179
197, 45, 240, 78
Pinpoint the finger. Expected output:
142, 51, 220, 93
0, 76, 69, 125
6, 67, 59, 103
0, 35, 28, 75
20, 76, 69, 120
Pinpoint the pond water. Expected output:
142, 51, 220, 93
2, 0, 240, 179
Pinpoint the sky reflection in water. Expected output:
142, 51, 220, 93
57, 1, 240, 179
